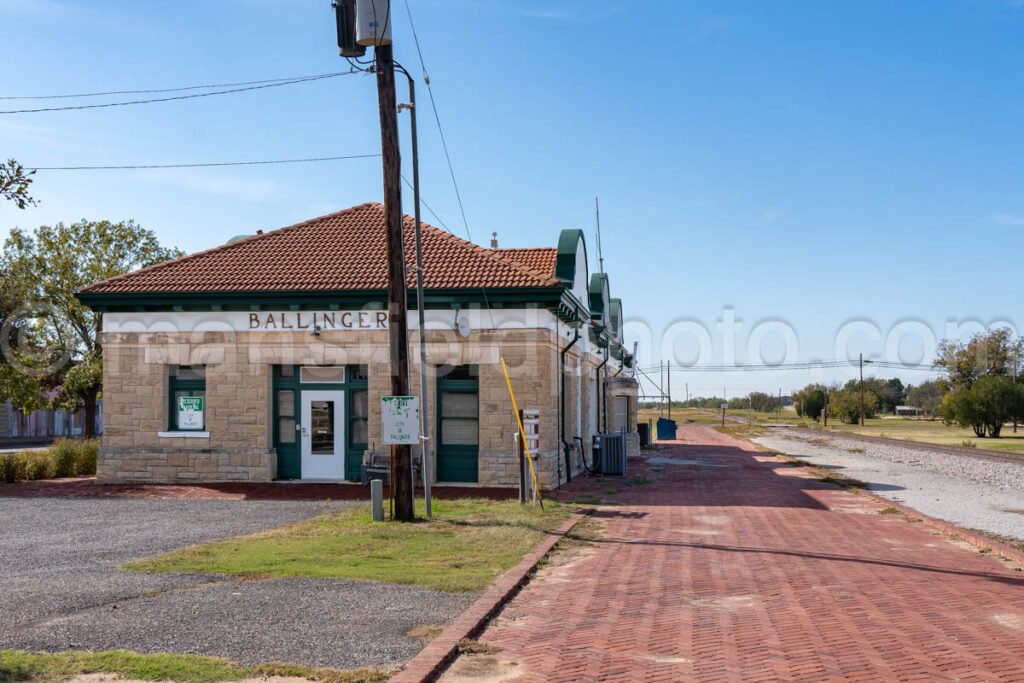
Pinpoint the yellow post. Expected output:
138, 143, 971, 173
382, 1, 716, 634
500, 357, 544, 507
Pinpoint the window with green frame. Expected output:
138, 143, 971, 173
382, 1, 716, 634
348, 365, 369, 448
168, 365, 206, 431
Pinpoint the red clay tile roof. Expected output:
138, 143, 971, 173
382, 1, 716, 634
80, 203, 561, 294
493, 248, 558, 280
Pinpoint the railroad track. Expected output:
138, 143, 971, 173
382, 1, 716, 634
777, 426, 1024, 466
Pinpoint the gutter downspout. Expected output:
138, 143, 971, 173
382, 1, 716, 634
559, 323, 580, 486
596, 349, 609, 434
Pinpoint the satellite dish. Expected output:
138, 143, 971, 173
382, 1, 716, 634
456, 314, 471, 339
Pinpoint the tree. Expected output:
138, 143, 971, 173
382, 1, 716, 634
879, 377, 905, 413
826, 380, 880, 424
792, 383, 828, 421
747, 391, 777, 413
0, 220, 182, 436
1, 159, 37, 209
936, 328, 1022, 390
940, 375, 1021, 438
905, 379, 948, 416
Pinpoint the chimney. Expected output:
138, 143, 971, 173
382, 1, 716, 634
490, 231, 498, 249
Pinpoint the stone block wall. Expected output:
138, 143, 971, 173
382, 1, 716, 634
97, 447, 275, 482
98, 323, 618, 488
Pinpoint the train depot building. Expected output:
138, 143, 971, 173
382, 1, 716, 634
77, 202, 638, 489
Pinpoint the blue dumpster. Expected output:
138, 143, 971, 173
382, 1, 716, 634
656, 417, 677, 441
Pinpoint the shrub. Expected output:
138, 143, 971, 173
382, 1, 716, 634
25, 452, 54, 480
52, 439, 80, 477
1, 453, 29, 483
77, 439, 99, 475
50, 438, 98, 477
0, 439, 99, 484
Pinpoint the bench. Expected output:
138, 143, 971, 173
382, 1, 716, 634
362, 450, 423, 486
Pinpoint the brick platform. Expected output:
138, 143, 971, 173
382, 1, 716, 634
442, 425, 1024, 682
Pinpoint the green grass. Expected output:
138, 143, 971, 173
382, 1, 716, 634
688, 405, 1024, 456
0, 649, 387, 683
125, 498, 572, 593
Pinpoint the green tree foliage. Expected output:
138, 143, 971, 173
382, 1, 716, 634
792, 383, 829, 421
0, 220, 182, 436
0, 159, 37, 209
936, 328, 1022, 390
940, 375, 1023, 438
904, 379, 948, 416
747, 391, 778, 413
825, 379, 881, 424
933, 329, 1024, 437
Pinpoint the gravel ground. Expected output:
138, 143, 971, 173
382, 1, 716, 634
0, 498, 476, 668
754, 429, 1024, 542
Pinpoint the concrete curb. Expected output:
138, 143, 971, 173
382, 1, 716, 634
771, 452, 1024, 567
390, 511, 587, 683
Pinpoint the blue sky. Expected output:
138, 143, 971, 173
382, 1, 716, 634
2, 0, 1023, 398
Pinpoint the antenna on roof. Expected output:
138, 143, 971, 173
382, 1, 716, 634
595, 196, 605, 275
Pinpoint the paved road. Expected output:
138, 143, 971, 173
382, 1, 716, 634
442, 425, 1024, 682
0, 497, 475, 669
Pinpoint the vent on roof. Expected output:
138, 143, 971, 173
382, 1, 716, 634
226, 234, 252, 245
490, 232, 498, 249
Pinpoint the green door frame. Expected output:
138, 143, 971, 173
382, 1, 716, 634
436, 368, 480, 483
272, 365, 367, 481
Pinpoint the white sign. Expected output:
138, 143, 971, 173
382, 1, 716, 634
246, 311, 388, 331
381, 396, 419, 445
177, 396, 205, 430
720, 403, 728, 410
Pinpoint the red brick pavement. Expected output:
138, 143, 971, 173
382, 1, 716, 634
443, 425, 1024, 682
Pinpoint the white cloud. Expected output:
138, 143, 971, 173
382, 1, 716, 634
138, 169, 291, 203
697, 15, 732, 38
0, 0, 67, 14
992, 212, 1024, 226
0, 120, 97, 148
521, 3, 622, 23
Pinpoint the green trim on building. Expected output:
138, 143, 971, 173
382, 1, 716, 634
271, 365, 368, 481
588, 272, 609, 323
609, 298, 623, 341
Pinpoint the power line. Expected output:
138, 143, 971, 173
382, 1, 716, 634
402, 0, 473, 242
0, 72, 352, 115
637, 359, 941, 373
28, 153, 380, 171
0, 72, 349, 100
402, 174, 453, 233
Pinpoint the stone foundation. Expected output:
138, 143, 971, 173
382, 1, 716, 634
98, 447, 276, 483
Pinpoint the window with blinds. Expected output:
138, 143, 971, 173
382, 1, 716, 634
441, 391, 479, 445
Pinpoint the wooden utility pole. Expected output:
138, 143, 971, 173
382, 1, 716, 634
1014, 348, 1019, 434
859, 353, 865, 427
823, 385, 829, 427
375, 42, 414, 522
660, 361, 665, 417
667, 360, 672, 419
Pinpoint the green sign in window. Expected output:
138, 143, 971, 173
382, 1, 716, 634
177, 396, 205, 431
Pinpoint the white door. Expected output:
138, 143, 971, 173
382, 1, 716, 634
300, 390, 346, 480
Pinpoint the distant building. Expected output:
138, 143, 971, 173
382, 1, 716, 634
0, 398, 102, 442
895, 405, 921, 417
